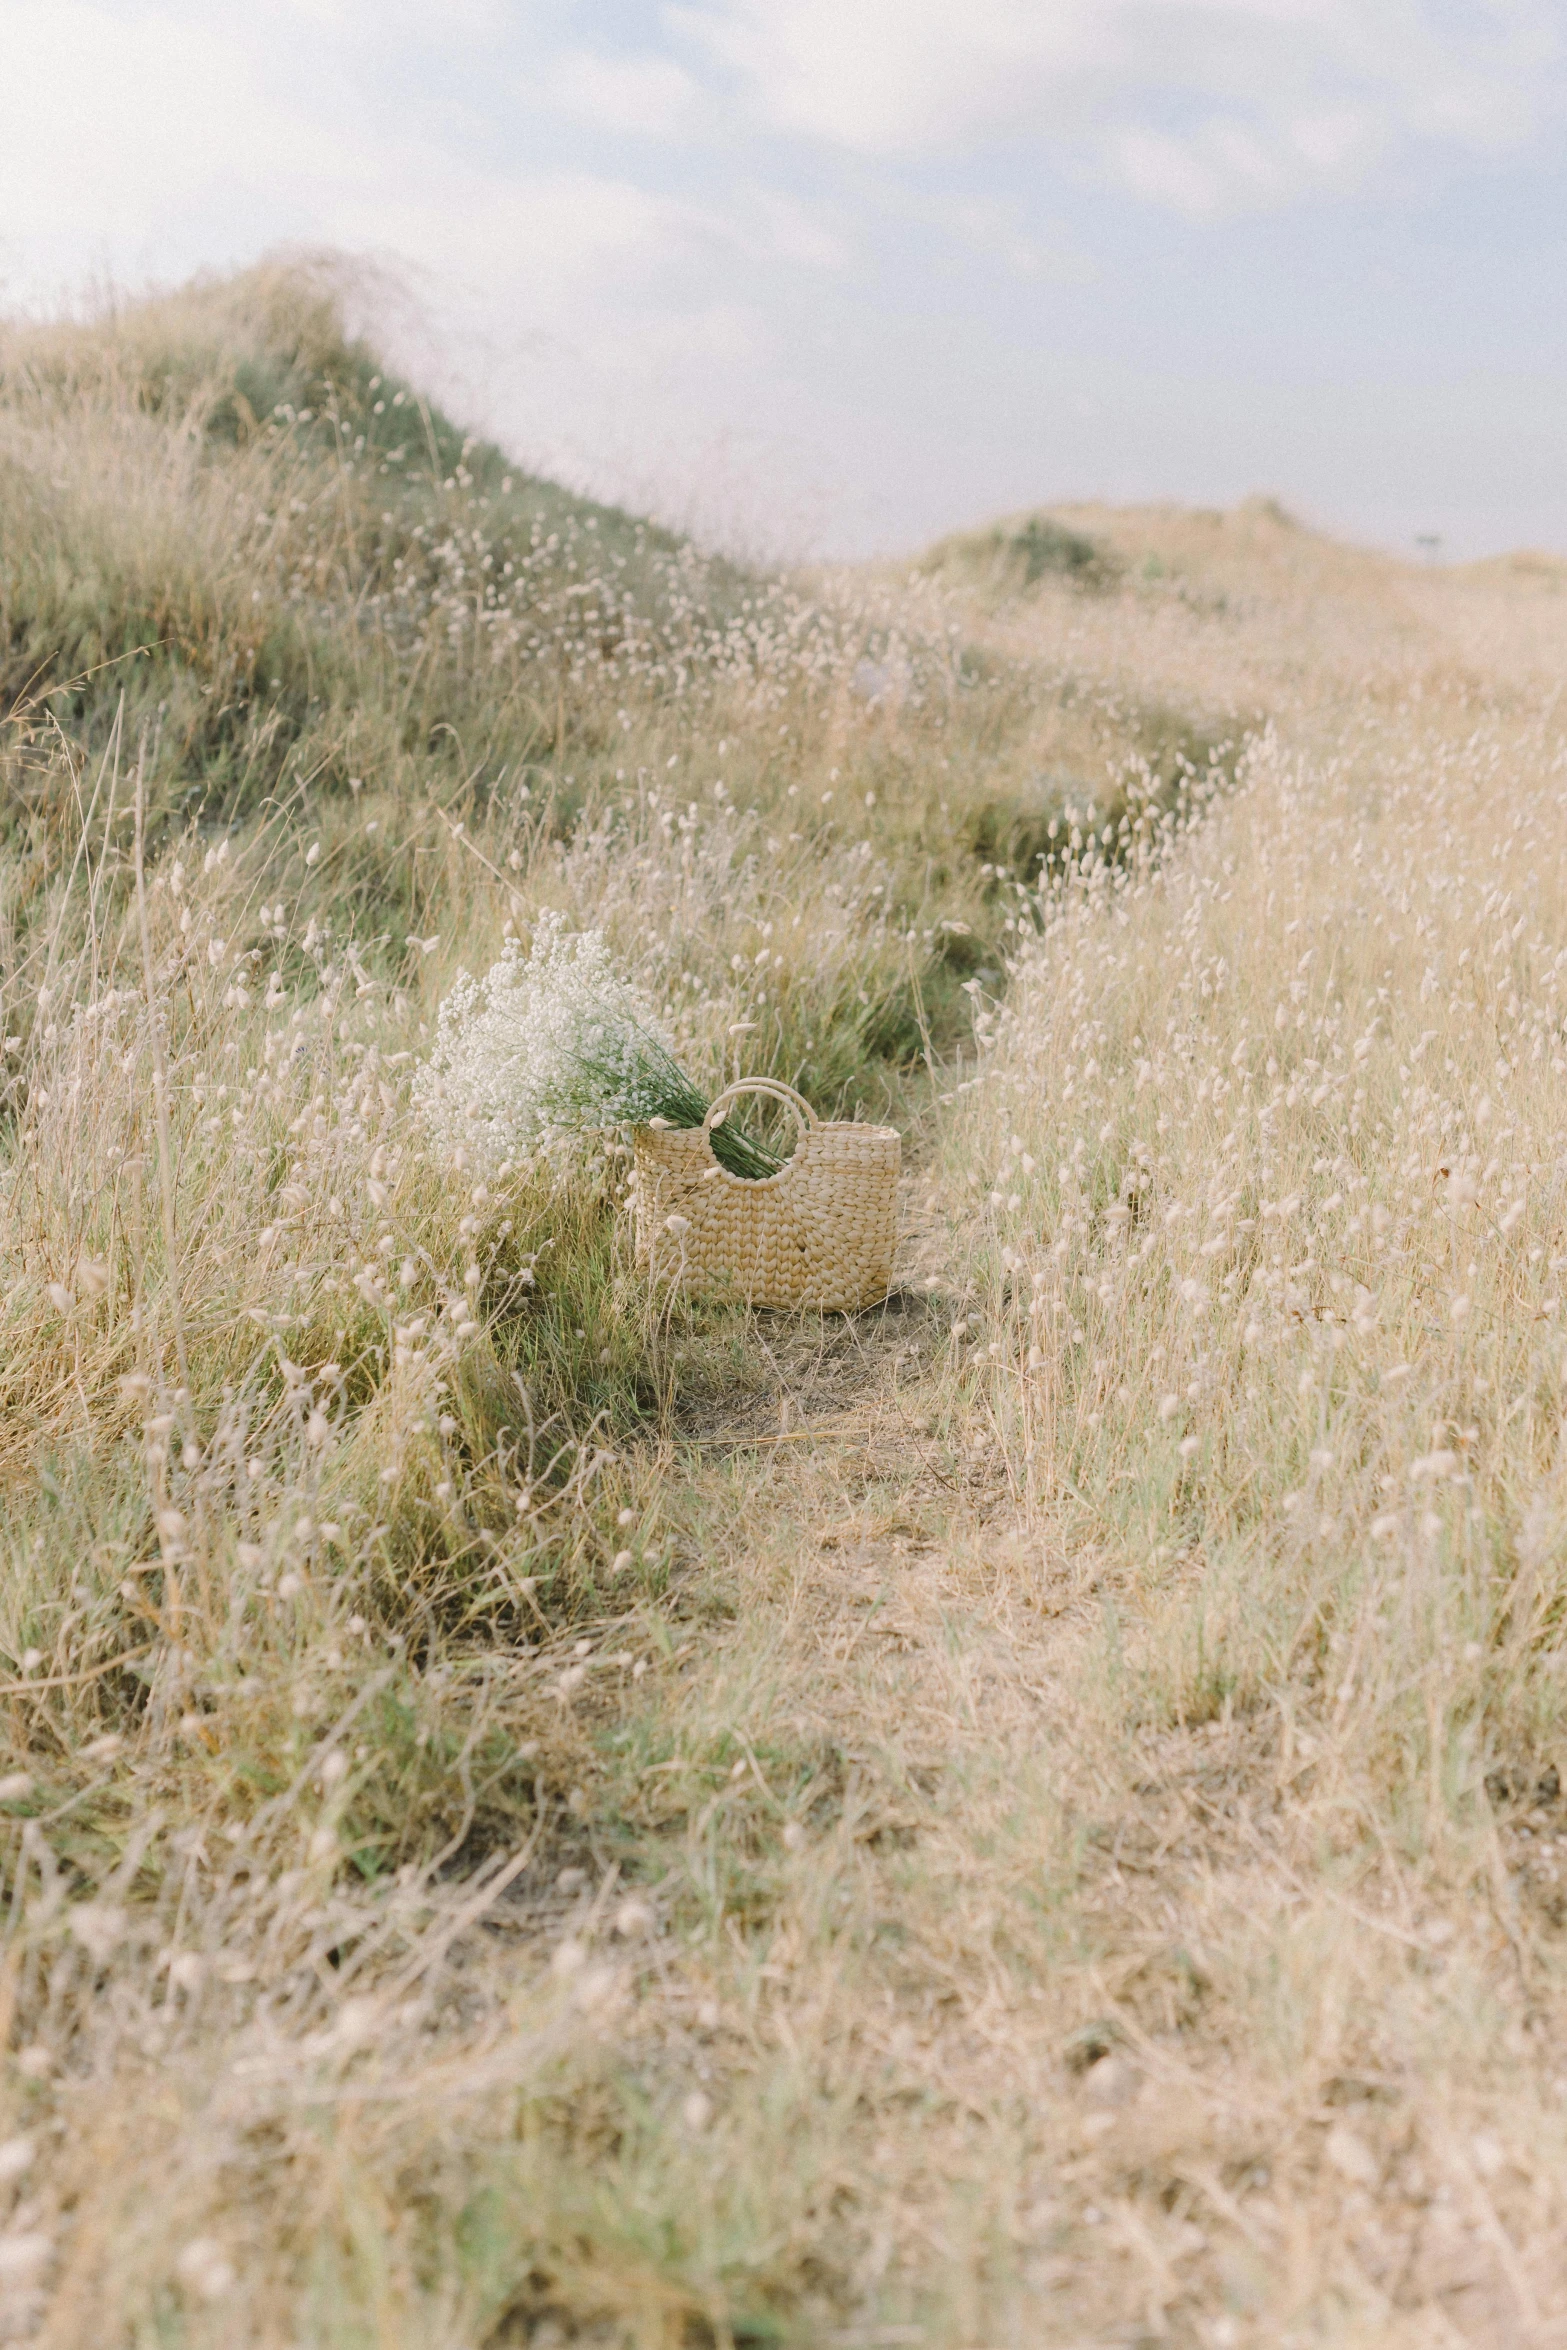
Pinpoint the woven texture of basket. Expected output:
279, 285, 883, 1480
631, 1078, 900, 1312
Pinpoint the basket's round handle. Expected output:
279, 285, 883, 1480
702, 1077, 818, 1137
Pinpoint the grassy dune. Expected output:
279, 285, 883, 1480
1, 267, 1565, 2346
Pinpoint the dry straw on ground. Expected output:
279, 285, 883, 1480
0, 269, 1565, 2346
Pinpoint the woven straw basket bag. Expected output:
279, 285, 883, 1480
631, 1078, 900, 1312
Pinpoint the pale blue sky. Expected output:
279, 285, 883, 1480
3, 0, 1564, 560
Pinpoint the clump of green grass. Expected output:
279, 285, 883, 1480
920, 509, 1120, 600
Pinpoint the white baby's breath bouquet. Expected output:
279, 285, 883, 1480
413, 911, 780, 1178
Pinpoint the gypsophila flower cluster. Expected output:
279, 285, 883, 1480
412, 911, 779, 1177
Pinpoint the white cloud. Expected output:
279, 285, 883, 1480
0, 3, 846, 304
751, 190, 851, 271
673, 0, 1075, 154
540, 49, 702, 138
0, 2, 355, 272
891, 191, 1097, 281
280, 0, 506, 29
337, 171, 718, 311
953, 200, 1094, 282
673, 0, 1567, 212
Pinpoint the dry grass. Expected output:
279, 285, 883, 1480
0, 274, 1565, 2348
